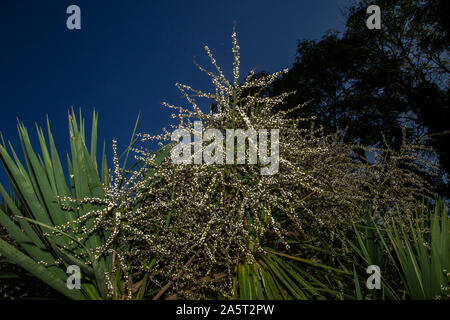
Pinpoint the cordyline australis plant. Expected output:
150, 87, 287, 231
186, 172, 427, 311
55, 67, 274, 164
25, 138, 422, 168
2, 31, 437, 300
0, 111, 171, 300
57, 30, 437, 299
0, 112, 111, 300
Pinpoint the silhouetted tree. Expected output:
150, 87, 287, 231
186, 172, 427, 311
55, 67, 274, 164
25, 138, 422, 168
270, 0, 449, 195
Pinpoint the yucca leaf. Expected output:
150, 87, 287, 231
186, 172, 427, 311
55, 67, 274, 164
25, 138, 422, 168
261, 255, 307, 300
136, 274, 149, 300
21, 216, 109, 299
90, 111, 98, 166
259, 267, 282, 300
264, 248, 351, 275
353, 265, 363, 300
0, 237, 86, 300
48, 240, 95, 278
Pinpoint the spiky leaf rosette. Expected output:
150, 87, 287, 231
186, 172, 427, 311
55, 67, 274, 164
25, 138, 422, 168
66, 31, 437, 299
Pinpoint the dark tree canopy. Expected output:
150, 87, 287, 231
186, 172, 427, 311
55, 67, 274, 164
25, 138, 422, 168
269, 0, 449, 195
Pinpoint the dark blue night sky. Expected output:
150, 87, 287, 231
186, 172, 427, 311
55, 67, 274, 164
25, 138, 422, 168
0, 0, 349, 182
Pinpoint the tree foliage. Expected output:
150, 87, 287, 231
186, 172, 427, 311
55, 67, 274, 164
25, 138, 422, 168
271, 0, 449, 194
